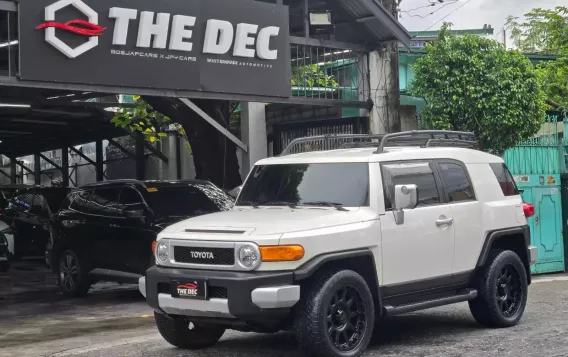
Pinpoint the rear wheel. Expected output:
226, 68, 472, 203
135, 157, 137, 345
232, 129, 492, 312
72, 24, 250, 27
57, 249, 91, 297
154, 312, 225, 349
0, 262, 9, 273
469, 250, 528, 327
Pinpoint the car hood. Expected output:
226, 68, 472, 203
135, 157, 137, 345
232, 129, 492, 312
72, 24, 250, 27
161, 207, 378, 237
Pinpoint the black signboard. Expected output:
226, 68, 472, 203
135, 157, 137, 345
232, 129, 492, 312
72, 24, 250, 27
18, 0, 291, 97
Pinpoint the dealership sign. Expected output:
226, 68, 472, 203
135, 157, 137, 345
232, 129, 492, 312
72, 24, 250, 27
19, 0, 291, 97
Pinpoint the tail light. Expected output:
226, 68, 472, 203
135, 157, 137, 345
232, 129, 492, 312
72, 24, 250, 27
522, 203, 535, 218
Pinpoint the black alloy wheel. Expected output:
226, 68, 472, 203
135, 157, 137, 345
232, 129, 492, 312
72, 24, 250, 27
496, 264, 523, 318
327, 286, 367, 352
57, 249, 91, 297
468, 249, 528, 328
59, 252, 78, 291
295, 269, 375, 357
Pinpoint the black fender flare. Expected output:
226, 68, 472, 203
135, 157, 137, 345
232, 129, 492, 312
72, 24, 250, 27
293, 248, 382, 311
476, 226, 530, 268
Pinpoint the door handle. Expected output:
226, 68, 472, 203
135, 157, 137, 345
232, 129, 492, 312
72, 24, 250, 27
109, 224, 120, 228
435, 218, 454, 226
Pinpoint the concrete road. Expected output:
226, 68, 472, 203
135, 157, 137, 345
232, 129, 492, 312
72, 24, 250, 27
2, 263, 568, 357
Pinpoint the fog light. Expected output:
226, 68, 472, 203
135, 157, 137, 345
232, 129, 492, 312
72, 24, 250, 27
156, 241, 169, 264
237, 244, 261, 270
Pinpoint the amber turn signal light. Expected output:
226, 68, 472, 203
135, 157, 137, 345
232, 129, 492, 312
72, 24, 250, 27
152, 240, 157, 254
260, 245, 304, 262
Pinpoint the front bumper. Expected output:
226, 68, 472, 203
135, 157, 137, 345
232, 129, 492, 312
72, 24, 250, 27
528, 245, 538, 266
142, 266, 300, 323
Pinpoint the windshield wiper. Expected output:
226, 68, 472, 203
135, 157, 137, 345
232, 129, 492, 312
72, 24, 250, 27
301, 201, 349, 211
236, 201, 260, 208
259, 200, 298, 208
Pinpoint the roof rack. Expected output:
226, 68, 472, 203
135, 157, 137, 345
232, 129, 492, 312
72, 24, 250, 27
375, 130, 477, 153
280, 130, 476, 155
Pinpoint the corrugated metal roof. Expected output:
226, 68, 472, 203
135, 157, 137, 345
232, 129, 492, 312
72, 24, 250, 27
336, 0, 411, 45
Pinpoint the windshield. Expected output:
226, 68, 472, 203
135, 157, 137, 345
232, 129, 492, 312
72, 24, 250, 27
145, 184, 234, 217
236, 163, 369, 207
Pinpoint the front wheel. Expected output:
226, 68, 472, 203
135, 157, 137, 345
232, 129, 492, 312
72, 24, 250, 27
469, 250, 528, 327
57, 249, 92, 297
154, 312, 225, 349
295, 269, 375, 357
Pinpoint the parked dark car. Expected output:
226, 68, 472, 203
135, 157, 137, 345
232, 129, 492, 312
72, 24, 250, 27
0, 232, 10, 272
3, 186, 72, 263
50, 179, 235, 297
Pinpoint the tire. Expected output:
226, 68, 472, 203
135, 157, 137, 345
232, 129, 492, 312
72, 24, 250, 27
295, 269, 375, 357
469, 249, 528, 328
57, 249, 92, 297
0, 262, 9, 273
154, 312, 225, 349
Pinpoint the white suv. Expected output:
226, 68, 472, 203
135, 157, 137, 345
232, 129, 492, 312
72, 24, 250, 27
140, 131, 537, 357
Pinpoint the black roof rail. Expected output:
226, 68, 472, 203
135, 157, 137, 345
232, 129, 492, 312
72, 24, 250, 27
375, 130, 476, 153
280, 130, 477, 155
280, 134, 385, 156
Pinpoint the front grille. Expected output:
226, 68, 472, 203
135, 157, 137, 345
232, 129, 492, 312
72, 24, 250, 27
173, 246, 235, 265
210, 287, 228, 299
158, 283, 171, 294
157, 283, 228, 299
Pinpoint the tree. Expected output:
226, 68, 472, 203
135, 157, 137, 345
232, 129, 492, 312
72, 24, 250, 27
506, 6, 568, 109
506, 7, 568, 54
112, 96, 242, 190
410, 25, 547, 154
111, 66, 338, 189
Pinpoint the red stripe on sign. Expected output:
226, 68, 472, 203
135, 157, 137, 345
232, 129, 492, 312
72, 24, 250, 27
35, 19, 106, 37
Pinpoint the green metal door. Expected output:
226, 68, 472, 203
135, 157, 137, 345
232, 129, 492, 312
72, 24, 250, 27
531, 186, 565, 274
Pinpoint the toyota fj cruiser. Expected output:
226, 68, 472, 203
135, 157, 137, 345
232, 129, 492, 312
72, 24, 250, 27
140, 130, 537, 357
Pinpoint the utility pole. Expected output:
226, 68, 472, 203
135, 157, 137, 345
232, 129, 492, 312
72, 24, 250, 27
369, 0, 401, 134
503, 28, 507, 48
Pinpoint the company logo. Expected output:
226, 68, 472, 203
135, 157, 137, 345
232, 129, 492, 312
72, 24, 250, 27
177, 283, 198, 290
190, 251, 215, 259
177, 281, 199, 297
35, 0, 104, 59
35, 1, 282, 62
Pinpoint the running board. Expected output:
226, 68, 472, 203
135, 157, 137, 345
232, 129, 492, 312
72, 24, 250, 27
89, 268, 142, 284
383, 289, 478, 316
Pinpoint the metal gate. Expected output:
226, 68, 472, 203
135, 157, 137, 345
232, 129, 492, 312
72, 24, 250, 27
504, 111, 567, 274
273, 117, 369, 155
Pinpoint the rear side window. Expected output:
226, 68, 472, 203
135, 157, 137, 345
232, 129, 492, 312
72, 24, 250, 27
438, 162, 475, 202
490, 163, 519, 196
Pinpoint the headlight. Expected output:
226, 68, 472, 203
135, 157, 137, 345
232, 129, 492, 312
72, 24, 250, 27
237, 244, 261, 270
156, 241, 169, 264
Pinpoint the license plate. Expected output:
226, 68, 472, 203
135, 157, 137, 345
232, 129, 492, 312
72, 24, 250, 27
171, 279, 207, 300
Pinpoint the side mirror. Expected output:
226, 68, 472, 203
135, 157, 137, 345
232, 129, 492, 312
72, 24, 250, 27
124, 209, 144, 219
228, 185, 242, 198
393, 184, 418, 225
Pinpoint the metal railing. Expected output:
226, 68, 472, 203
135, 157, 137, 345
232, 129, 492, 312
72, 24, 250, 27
280, 130, 477, 155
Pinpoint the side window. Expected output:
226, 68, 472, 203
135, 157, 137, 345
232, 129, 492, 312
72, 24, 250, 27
382, 161, 441, 210
70, 191, 92, 213
438, 162, 475, 202
90, 188, 121, 216
119, 188, 144, 212
490, 163, 519, 196
30, 194, 49, 215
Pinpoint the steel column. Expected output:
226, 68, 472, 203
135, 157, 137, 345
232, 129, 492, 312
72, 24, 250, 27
10, 158, 16, 184
34, 153, 41, 185
176, 134, 182, 180
95, 139, 104, 182
135, 135, 145, 180
62, 147, 69, 187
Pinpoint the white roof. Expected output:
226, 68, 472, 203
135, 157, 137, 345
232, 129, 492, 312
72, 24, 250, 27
256, 146, 503, 165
